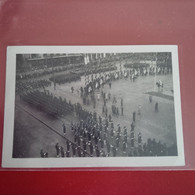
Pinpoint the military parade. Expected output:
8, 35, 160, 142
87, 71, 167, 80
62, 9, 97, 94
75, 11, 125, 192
13, 52, 178, 158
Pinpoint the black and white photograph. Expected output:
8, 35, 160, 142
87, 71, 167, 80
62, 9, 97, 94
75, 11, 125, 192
2, 46, 185, 168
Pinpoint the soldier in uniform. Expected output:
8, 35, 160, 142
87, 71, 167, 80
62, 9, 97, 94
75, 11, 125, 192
99, 116, 102, 124
131, 122, 135, 131
124, 135, 128, 143
122, 142, 127, 154
121, 106, 124, 116
111, 128, 114, 138
100, 138, 104, 149
107, 143, 111, 156
149, 95, 152, 103
124, 127, 127, 136
77, 137, 81, 146
138, 105, 141, 115
77, 146, 82, 157
66, 150, 71, 157
60, 146, 65, 157
71, 121, 74, 132
96, 135, 100, 145
105, 107, 108, 118
137, 132, 142, 156
120, 98, 123, 107
138, 132, 142, 147
74, 133, 78, 143
111, 122, 114, 129
130, 129, 135, 148
108, 114, 112, 122
116, 107, 119, 117
155, 102, 159, 112
83, 139, 87, 152
62, 123, 66, 136
89, 142, 94, 156
112, 146, 117, 157
72, 144, 76, 157
102, 105, 105, 114
71, 86, 74, 93
55, 143, 60, 157
96, 147, 100, 157
66, 140, 71, 151
133, 111, 136, 122
117, 124, 121, 135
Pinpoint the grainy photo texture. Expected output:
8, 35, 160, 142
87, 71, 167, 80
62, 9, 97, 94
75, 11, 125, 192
2, 46, 185, 168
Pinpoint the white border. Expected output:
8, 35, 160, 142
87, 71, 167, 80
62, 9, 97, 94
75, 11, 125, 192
2, 45, 185, 168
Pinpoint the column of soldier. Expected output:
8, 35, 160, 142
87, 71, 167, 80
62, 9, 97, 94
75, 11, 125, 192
39, 65, 174, 157
21, 89, 93, 121
21, 90, 74, 117
49, 73, 81, 85
50, 111, 172, 158
16, 79, 51, 94
17, 61, 84, 81
48, 111, 142, 158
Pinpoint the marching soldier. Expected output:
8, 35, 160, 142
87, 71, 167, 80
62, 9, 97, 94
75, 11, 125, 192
138, 105, 141, 115
112, 146, 117, 157
138, 132, 143, 156
122, 142, 127, 154
138, 132, 142, 147
111, 128, 114, 138
108, 114, 112, 122
71, 121, 74, 131
71, 86, 74, 93
124, 127, 127, 136
99, 116, 102, 124
89, 142, 94, 156
121, 106, 124, 116
77, 146, 82, 157
155, 102, 159, 112
121, 98, 123, 107
107, 142, 111, 156
74, 133, 78, 143
131, 122, 135, 131
149, 95, 152, 103
55, 143, 60, 157
66, 150, 71, 157
96, 147, 100, 157
94, 136, 98, 146
100, 138, 104, 149
77, 137, 81, 146
66, 140, 71, 151
62, 123, 66, 136
117, 124, 121, 134
133, 111, 136, 122
130, 129, 135, 148
72, 144, 76, 157
124, 135, 128, 143
60, 146, 65, 157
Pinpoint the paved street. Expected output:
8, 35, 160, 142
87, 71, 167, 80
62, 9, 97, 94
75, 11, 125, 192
13, 71, 177, 158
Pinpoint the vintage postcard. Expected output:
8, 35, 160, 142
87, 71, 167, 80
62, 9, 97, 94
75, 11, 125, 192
2, 45, 185, 168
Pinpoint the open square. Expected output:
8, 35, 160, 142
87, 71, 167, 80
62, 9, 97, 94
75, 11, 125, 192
2, 46, 184, 168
